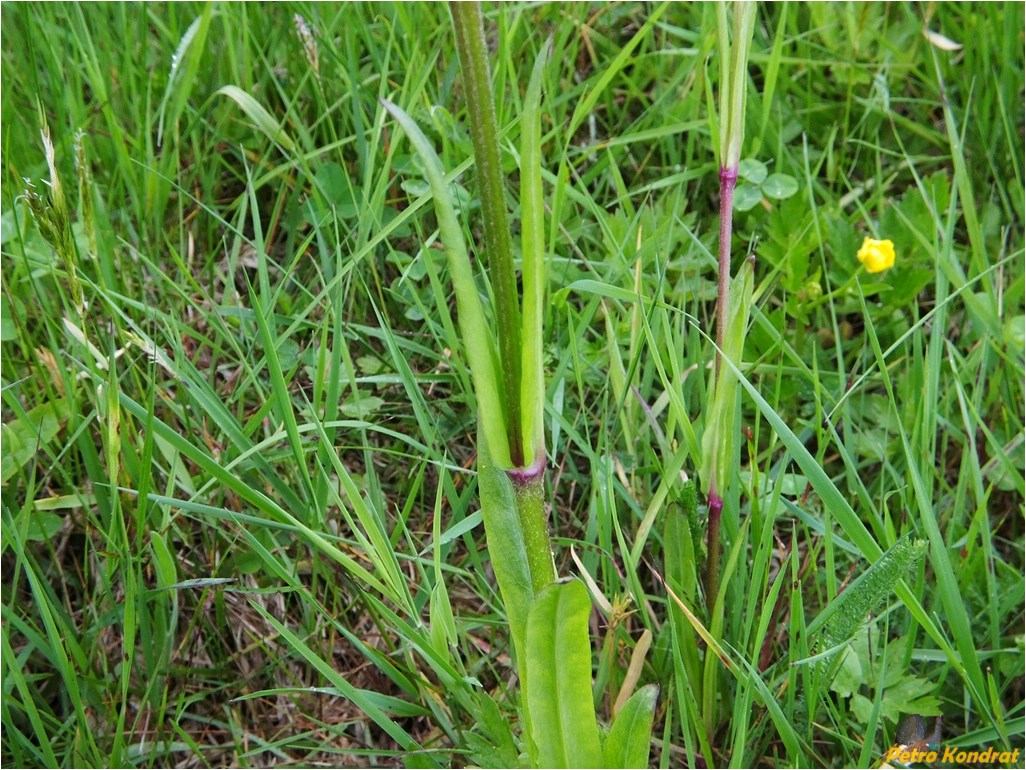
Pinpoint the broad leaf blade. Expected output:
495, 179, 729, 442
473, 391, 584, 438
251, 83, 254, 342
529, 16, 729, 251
477, 434, 535, 658
477, 428, 537, 764
526, 580, 603, 768
603, 683, 658, 769
2, 398, 69, 483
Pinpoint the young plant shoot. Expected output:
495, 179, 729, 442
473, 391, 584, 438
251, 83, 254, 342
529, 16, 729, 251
703, 0, 757, 610
387, 4, 662, 766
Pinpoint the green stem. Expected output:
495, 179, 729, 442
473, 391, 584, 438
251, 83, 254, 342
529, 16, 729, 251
509, 451, 555, 594
450, 1, 524, 467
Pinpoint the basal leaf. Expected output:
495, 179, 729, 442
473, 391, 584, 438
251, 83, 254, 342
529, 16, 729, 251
525, 580, 603, 769
603, 683, 658, 769
2, 398, 69, 483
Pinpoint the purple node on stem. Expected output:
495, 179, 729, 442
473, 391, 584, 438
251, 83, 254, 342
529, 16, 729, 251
505, 448, 546, 487
708, 164, 738, 609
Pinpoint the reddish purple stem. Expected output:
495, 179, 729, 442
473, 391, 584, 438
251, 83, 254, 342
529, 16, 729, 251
706, 490, 723, 608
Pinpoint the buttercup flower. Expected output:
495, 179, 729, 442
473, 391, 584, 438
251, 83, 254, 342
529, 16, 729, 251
857, 237, 896, 273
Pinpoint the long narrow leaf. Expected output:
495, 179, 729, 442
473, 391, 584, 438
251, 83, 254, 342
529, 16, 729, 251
215, 85, 296, 154
381, 99, 510, 468
701, 256, 754, 498
115, 394, 398, 601
519, 42, 549, 465
714, 339, 980, 705
566, 4, 668, 141
857, 285, 991, 716
250, 602, 425, 756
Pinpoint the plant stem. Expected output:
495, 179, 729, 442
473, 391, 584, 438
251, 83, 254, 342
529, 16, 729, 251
706, 0, 754, 613
707, 164, 737, 605
705, 489, 724, 611
714, 165, 739, 366
450, 1, 524, 467
509, 450, 555, 594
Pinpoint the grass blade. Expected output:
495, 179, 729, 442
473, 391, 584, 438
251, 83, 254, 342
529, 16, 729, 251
249, 602, 427, 757
215, 85, 297, 154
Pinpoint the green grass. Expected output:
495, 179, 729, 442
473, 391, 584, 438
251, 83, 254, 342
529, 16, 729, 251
2, 2, 1023, 767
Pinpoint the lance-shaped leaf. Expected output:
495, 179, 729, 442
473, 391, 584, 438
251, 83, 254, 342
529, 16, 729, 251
525, 580, 603, 769
216, 85, 296, 154
478, 431, 542, 762
717, 2, 757, 169
519, 42, 549, 466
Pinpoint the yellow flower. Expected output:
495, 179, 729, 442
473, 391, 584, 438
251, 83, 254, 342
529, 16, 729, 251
857, 237, 896, 273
